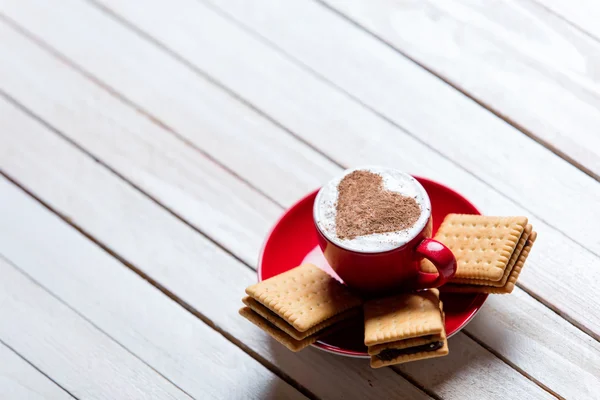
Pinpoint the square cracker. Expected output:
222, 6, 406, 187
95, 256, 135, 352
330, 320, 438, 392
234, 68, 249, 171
364, 289, 443, 347
421, 214, 528, 281
444, 231, 536, 294
239, 307, 317, 352
452, 224, 532, 287
242, 296, 360, 340
246, 263, 362, 332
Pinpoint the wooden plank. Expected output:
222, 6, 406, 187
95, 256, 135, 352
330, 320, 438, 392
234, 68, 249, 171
0, 179, 307, 400
0, 90, 430, 400
467, 290, 600, 398
0, 10, 596, 399
319, 0, 600, 180
399, 334, 554, 400
0, 255, 191, 400
0, 342, 74, 400
2, 0, 598, 342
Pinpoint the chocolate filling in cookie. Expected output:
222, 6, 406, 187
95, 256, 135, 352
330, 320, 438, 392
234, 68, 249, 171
376, 341, 444, 361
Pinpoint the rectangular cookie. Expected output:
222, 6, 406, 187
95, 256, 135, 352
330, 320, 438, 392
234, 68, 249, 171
241, 263, 363, 351
421, 214, 528, 282
443, 231, 537, 294
364, 289, 448, 368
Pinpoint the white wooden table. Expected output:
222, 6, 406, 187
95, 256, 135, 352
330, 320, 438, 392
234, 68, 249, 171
0, 0, 599, 398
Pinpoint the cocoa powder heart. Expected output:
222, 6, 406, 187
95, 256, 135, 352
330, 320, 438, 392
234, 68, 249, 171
335, 170, 421, 240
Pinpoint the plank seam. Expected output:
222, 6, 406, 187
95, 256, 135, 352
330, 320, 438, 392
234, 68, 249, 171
0, 338, 79, 400
0, 253, 196, 400
529, 0, 600, 44
461, 330, 562, 399
514, 284, 600, 342
389, 368, 442, 400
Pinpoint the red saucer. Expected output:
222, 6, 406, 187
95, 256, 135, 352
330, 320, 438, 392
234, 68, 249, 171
258, 177, 487, 357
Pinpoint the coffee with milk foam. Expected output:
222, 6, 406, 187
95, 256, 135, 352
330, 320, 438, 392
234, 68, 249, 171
314, 166, 431, 253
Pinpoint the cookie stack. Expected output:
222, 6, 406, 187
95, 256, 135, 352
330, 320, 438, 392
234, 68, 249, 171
421, 214, 537, 294
364, 289, 447, 368
240, 214, 537, 369
239, 264, 363, 351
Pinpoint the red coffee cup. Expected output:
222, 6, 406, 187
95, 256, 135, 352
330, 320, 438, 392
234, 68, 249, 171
313, 167, 456, 294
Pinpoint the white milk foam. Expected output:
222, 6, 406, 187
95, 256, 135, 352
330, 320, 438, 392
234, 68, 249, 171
314, 166, 431, 253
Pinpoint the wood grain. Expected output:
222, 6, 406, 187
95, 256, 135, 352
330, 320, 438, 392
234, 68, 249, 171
0, 1, 596, 396
0, 7, 597, 398
192, 0, 600, 343
0, 93, 430, 400
191, 0, 600, 253
0, 101, 553, 400
0, 256, 191, 400
321, 0, 600, 180
86, 0, 600, 260
4, 0, 597, 341
0, 25, 568, 400
531, 0, 600, 42
0, 342, 74, 400
0, 17, 283, 268
398, 334, 554, 400
467, 289, 600, 398
1, 0, 340, 208
0, 178, 307, 400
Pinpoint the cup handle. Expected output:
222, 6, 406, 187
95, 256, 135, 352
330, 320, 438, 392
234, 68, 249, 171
413, 238, 457, 289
